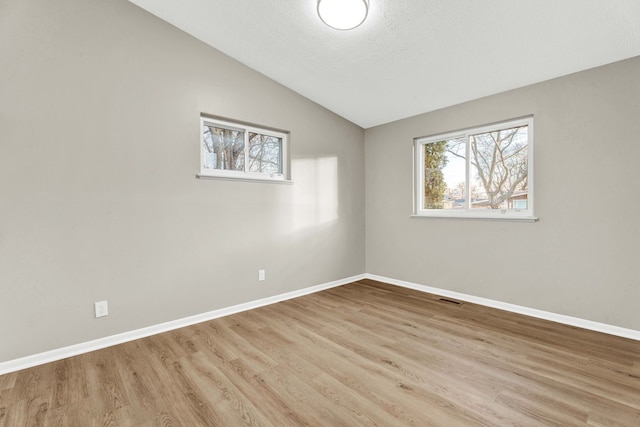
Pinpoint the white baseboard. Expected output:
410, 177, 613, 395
3, 272, 638, 376
0, 274, 366, 376
365, 273, 640, 341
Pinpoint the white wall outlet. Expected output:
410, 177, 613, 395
258, 269, 266, 281
95, 300, 108, 318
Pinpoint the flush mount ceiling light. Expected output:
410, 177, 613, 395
317, 0, 369, 30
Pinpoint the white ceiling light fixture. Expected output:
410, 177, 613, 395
317, 0, 369, 30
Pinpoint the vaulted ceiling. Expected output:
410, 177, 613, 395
128, 0, 640, 128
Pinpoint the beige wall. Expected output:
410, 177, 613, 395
366, 56, 640, 331
0, 0, 365, 362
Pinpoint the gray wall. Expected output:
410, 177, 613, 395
0, 0, 365, 362
2, 0, 638, 366
366, 56, 640, 331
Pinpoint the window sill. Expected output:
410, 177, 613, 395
196, 174, 293, 185
410, 214, 538, 223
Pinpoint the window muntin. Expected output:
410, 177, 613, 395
415, 117, 534, 220
200, 116, 288, 181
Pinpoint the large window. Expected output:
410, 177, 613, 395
414, 117, 535, 221
199, 116, 289, 182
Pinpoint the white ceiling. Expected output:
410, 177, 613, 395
128, 0, 640, 129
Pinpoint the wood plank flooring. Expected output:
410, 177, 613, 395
1, 279, 639, 426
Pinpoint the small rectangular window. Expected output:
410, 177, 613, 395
200, 116, 288, 182
415, 117, 535, 221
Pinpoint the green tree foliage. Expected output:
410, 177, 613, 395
424, 141, 448, 209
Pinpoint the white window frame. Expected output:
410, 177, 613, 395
198, 115, 289, 182
413, 117, 536, 222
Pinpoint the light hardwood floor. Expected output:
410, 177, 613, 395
1, 279, 639, 426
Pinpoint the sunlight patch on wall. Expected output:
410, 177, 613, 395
289, 156, 338, 232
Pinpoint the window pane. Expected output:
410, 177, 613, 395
469, 125, 528, 209
202, 125, 245, 171
248, 133, 282, 174
424, 137, 466, 209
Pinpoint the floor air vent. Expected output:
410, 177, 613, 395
438, 298, 463, 306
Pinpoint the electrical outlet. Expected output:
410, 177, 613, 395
258, 269, 266, 281
95, 300, 108, 318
